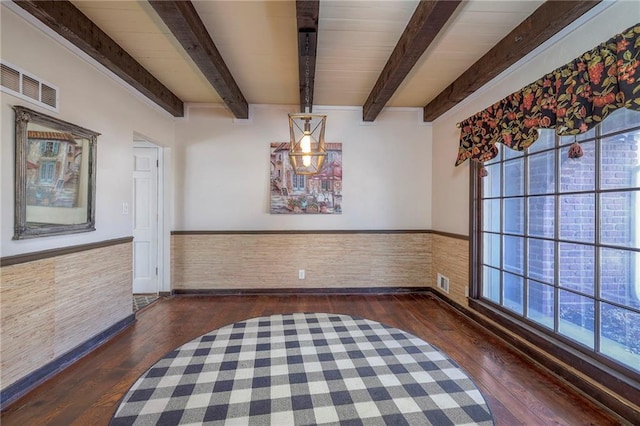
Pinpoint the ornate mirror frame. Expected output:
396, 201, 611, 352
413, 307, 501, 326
13, 106, 99, 239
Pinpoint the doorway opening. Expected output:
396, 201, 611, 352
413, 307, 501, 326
132, 139, 165, 311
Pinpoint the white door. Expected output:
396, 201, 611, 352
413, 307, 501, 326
133, 147, 158, 294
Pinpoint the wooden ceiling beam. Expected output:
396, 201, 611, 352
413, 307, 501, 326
363, 0, 462, 122
296, 0, 319, 113
148, 0, 248, 119
13, 0, 184, 117
422, 0, 601, 122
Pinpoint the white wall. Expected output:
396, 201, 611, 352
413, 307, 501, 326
174, 105, 432, 230
0, 5, 176, 257
431, 1, 640, 236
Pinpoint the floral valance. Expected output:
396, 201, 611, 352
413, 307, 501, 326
455, 23, 640, 166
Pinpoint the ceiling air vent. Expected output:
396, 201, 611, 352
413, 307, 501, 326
0, 61, 58, 111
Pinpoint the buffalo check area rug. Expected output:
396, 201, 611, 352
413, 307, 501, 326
111, 313, 494, 425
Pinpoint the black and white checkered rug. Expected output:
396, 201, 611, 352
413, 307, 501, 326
111, 313, 494, 425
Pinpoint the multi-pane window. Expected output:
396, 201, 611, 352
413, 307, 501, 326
39, 161, 56, 183
40, 140, 59, 156
292, 173, 305, 191
478, 108, 640, 374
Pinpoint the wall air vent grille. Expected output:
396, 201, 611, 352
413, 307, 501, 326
22, 74, 39, 100
41, 84, 57, 108
1, 63, 20, 92
0, 61, 58, 111
436, 273, 450, 294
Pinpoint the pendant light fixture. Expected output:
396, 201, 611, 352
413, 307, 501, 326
288, 113, 326, 175
289, 19, 326, 175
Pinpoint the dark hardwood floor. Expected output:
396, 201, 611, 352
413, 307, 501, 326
1, 294, 621, 425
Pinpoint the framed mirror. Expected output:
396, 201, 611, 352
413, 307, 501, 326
13, 106, 99, 239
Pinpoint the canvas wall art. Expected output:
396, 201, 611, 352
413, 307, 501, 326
270, 142, 342, 214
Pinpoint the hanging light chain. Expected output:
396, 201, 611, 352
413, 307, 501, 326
303, 32, 311, 113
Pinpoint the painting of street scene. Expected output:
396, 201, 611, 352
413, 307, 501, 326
270, 142, 342, 214
26, 130, 84, 208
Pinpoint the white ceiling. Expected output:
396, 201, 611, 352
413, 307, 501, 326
71, 0, 545, 109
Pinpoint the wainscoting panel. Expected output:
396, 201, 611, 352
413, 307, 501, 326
171, 232, 432, 290
0, 241, 133, 391
431, 233, 469, 306
1, 260, 56, 389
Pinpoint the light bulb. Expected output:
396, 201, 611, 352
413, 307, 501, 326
301, 133, 311, 153
301, 133, 311, 166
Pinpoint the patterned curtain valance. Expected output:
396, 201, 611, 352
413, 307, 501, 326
455, 23, 640, 166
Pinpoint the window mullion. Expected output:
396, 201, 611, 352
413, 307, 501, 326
594, 124, 602, 355
500, 152, 505, 306
554, 133, 560, 334
523, 151, 529, 318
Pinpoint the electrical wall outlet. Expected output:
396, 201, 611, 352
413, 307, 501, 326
298, 269, 305, 279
